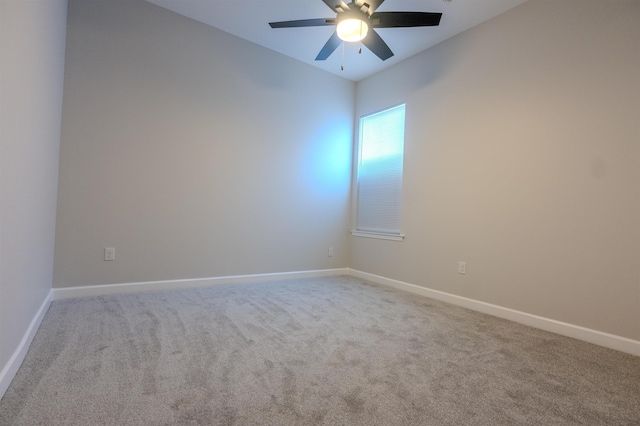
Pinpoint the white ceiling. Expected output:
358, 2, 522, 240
145, 0, 528, 81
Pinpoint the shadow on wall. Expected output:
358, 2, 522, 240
369, 37, 456, 98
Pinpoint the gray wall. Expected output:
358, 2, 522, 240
0, 0, 67, 380
351, 0, 640, 340
53, 0, 355, 287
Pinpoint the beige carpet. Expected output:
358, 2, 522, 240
1, 275, 638, 425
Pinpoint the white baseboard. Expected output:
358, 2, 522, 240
347, 269, 640, 357
0, 289, 52, 399
52, 268, 349, 300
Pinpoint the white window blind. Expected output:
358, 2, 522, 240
356, 104, 405, 237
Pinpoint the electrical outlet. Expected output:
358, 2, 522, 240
104, 247, 115, 261
328, 247, 334, 257
458, 261, 466, 275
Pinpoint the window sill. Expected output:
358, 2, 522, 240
350, 230, 405, 241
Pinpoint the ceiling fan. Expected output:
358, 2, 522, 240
269, 0, 442, 61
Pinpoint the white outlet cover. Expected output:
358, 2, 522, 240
105, 247, 115, 261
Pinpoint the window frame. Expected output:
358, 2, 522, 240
352, 103, 406, 242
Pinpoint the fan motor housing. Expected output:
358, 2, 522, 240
337, 8, 370, 25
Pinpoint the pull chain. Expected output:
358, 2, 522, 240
341, 41, 345, 71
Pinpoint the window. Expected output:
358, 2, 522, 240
353, 104, 406, 240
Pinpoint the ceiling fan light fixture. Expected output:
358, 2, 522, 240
269, 1, 443, 62
336, 17, 368, 42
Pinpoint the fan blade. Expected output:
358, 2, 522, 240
355, 0, 385, 15
322, 0, 351, 13
315, 31, 342, 61
362, 29, 393, 61
370, 12, 442, 28
269, 18, 336, 28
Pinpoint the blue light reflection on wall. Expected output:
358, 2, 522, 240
300, 116, 353, 198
